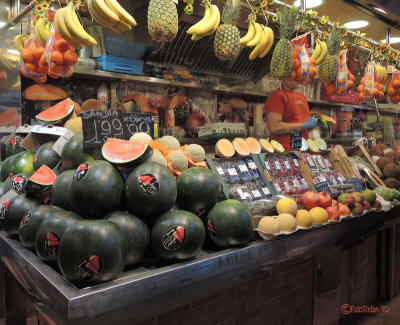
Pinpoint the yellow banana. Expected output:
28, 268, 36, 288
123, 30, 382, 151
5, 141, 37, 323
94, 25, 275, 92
115, 19, 132, 32
247, 22, 262, 47
187, 1, 211, 35
64, 3, 97, 46
192, 2, 219, 36
55, 8, 83, 49
88, 0, 115, 27
315, 40, 327, 65
259, 26, 274, 58
104, 0, 137, 27
91, 0, 120, 25
312, 39, 321, 61
249, 26, 269, 60
240, 19, 255, 47
192, 4, 220, 40
35, 17, 50, 47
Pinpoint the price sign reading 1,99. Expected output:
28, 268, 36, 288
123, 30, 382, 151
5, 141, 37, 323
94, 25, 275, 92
81, 109, 124, 148
122, 113, 155, 139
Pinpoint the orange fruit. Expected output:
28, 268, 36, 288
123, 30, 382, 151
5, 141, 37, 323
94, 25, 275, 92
392, 79, 400, 89
378, 91, 385, 99
357, 84, 363, 93
297, 66, 303, 78
51, 51, 64, 65
364, 88, 372, 96
21, 48, 35, 63
309, 67, 317, 78
388, 87, 396, 97
53, 39, 70, 52
391, 95, 400, 104
50, 62, 64, 74
373, 88, 379, 98
290, 69, 297, 80
308, 56, 315, 66
63, 50, 78, 67
337, 86, 346, 95
326, 84, 336, 95
378, 84, 384, 91
33, 48, 44, 62
359, 93, 364, 101
292, 48, 300, 60
292, 59, 301, 70
347, 80, 354, 90
25, 63, 36, 73
360, 77, 365, 84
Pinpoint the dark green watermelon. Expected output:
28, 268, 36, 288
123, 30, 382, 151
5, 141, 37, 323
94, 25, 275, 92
176, 168, 221, 213
4, 172, 33, 194
6, 135, 27, 158
206, 200, 253, 248
1, 154, 15, 181
9, 151, 35, 176
33, 141, 60, 171
35, 209, 81, 267
105, 211, 150, 267
0, 182, 6, 197
69, 160, 123, 218
19, 205, 57, 251
124, 162, 176, 224
60, 134, 102, 171
151, 210, 205, 261
0, 194, 41, 235
58, 219, 126, 288
51, 170, 75, 210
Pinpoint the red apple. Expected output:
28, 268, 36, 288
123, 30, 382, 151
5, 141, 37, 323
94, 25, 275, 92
326, 206, 340, 221
352, 203, 363, 216
331, 199, 338, 207
338, 193, 356, 208
318, 191, 332, 208
338, 203, 350, 216
301, 191, 320, 210
363, 201, 371, 211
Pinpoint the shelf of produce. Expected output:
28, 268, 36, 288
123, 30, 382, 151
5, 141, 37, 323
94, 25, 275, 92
73, 70, 269, 97
1, 207, 400, 324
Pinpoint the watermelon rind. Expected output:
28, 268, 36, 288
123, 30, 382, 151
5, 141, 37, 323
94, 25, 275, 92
25, 165, 57, 201
102, 138, 153, 168
33, 141, 60, 171
0, 155, 15, 181
6, 135, 27, 158
0, 182, 6, 197
51, 170, 75, 210
36, 98, 75, 125
58, 219, 126, 287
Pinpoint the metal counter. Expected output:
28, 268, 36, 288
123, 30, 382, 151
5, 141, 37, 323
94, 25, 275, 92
1, 208, 399, 325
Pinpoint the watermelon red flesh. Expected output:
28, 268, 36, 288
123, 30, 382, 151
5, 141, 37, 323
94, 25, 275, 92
36, 98, 74, 124
0, 108, 18, 126
29, 165, 57, 185
102, 138, 153, 167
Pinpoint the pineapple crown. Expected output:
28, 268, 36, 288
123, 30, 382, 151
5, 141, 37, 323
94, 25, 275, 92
326, 24, 341, 55
222, 0, 241, 25
276, 6, 300, 40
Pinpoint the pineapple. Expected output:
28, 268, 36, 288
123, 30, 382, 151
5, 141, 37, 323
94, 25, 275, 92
148, 0, 178, 42
214, 0, 241, 61
270, 6, 299, 78
318, 25, 341, 82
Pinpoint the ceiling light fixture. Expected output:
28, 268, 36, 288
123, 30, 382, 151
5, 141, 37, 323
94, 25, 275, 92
382, 37, 400, 44
293, 0, 323, 8
343, 20, 369, 29
373, 7, 387, 14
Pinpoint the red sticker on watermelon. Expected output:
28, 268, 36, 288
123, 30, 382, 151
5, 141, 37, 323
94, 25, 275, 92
12, 175, 27, 192
44, 232, 60, 259
0, 200, 10, 220
73, 163, 89, 182
20, 212, 31, 229
74, 255, 103, 281
207, 220, 215, 233
162, 226, 187, 250
10, 138, 16, 146
138, 173, 160, 196
33, 155, 37, 163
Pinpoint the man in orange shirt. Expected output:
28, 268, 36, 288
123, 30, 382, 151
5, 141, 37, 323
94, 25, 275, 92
265, 78, 317, 150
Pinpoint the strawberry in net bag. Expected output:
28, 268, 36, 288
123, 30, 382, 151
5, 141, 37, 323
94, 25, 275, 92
388, 71, 400, 104
289, 32, 317, 85
20, 35, 47, 83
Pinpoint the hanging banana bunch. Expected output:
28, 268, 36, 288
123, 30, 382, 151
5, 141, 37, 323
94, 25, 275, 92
187, 0, 220, 41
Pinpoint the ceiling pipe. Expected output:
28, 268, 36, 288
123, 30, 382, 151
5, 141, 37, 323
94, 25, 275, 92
386, 27, 391, 45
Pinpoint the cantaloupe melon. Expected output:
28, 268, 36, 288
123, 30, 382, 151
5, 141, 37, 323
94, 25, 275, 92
159, 136, 180, 150
295, 210, 312, 228
148, 149, 167, 166
64, 117, 82, 134
276, 213, 297, 232
168, 150, 188, 172
184, 144, 205, 163
215, 139, 235, 158
258, 216, 280, 234
232, 138, 251, 157
129, 132, 152, 144
270, 140, 284, 153
245, 137, 261, 154
259, 139, 274, 153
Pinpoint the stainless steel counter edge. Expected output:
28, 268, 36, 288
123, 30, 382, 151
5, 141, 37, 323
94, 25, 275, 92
1, 209, 399, 324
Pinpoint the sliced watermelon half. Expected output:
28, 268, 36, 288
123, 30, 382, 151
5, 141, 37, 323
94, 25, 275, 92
25, 165, 57, 203
0, 108, 18, 126
102, 138, 153, 168
36, 98, 74, 125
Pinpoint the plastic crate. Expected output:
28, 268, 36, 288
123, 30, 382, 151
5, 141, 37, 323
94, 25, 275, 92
104, 37, 147, 60
98, 55, 144, 76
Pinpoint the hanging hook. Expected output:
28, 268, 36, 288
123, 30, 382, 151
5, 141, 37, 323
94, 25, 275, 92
354, 46, 360, 62
245, 0, 256, 22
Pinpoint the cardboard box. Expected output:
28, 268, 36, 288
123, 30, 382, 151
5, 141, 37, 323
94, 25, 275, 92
1, 125, 40, 161
198, 123, 246, 138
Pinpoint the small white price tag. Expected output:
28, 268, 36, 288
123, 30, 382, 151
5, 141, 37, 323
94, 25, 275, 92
216, 167, 224, 175
252, 190, 262, 198
319, 175, 326, 182
330, 176, 338, 185
284, 181, 290, 190
238, 164, 248, 172
324, 159, 331, 168
274, 183, 282, 192
275, 161, 281, 169
293, 180, 301, 187
307, 157, 315, 167
318, 158, 326, 169
237, 188, 246, 200
301, 178, 308, 186
248, 161, 257, 169
294, 159, 299, 167
264, 161, 271, 169
284, 161, 291, 169
228, 168, 238, 176
262, 187, 271, 195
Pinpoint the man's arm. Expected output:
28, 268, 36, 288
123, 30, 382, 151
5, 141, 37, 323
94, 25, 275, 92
267, 112, 304, 134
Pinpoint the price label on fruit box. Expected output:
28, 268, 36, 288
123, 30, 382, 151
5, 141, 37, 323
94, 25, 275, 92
284, 160, 291, 169
274, 182, 282, 192
252, 190, 262, 198
293, 179, 301, 187
262, 187, 270, 196
248, 161, 257, 169
275, 161, 281, 170
238, 164, 248, 173
290, 130, 302, 149
216, 167, 224, 175
293, 159, 299, 167
315, 181, 330, 194
81, 109, 124, 148
228, 168, 238, 176
264, 161, 271, 170
122, 113, 156, 139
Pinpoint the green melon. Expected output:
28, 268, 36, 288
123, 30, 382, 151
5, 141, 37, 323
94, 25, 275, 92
69, 160, 124, 218
4, 172, 33, 194
0, 194, 41, 235
206, 199, 253, 248
105, 211, 150, 267
6, 135, 27, 158
51, 170, 75, 210
33, 141, 60, 171
124, 162, 177, 224
176, 168, 221, 214
151, 210, 205, 261
35, 209, 81, 267
60, 134, 102, 171
19, 205, 57, 251
9, 151, 35, 176
0, 182, 6, 196
58, 219, 126, 287
0, 155, 15, 181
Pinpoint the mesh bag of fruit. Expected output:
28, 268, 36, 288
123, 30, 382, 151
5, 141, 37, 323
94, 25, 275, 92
290, 32, 317, 85
357, 61, 384, 101
335, 49, 352, 95
388, 71, 400, 104
20, 35, 47, 83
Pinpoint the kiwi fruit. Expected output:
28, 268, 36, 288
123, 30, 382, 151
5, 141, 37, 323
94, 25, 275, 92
377, 157, 391, 171
383, 163, 398, 178
384, 151, 400, 164
384, 177, 400, 189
